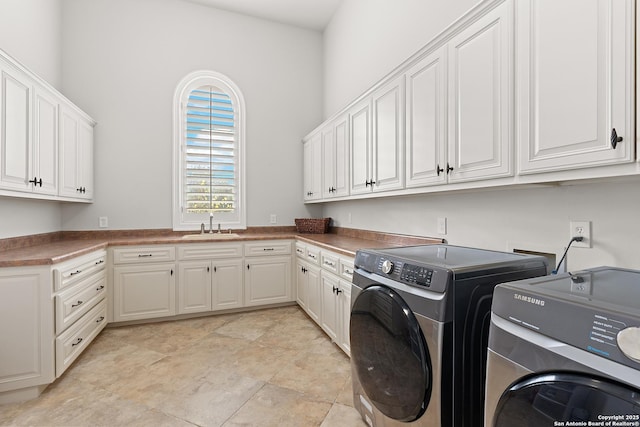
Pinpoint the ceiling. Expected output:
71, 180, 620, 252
183, 0, 343, 31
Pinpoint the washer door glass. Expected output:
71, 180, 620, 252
493, 373, 640, 426
350, 285, 432, 422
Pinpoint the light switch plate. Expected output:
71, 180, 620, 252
437, 217, 447, 235
99, 217, 108, 228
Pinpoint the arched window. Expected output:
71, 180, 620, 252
173, 71, 246, 230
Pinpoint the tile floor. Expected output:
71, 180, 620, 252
0, 305, 367, 427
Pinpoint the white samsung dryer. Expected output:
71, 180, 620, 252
485, 267, 640, 426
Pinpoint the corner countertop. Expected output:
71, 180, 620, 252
0, 227, 444, 268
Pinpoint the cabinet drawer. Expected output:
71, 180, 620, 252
295, 242, 306, 258
244, 240, 292, 257
177, 243, 243, 260
112, 246, 175, 264
339, 257, 355, 281
53, 250, 106, 291
305, 246, 320, 265
320, 251, 339, 274
55, 271, 106, 334
55, 299, 107, 377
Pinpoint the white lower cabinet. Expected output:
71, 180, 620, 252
0, 266, 54, 402
295, 242, 353, 356
296, 259, 321, 323
0, 249, 107, 403
176, 242, 244, 314
112, 263, 176, 322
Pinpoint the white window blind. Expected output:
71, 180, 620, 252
184, 86, 236, 214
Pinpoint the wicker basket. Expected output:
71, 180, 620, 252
295, 218, 331, 234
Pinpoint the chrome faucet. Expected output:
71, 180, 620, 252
209, 212, 214, 234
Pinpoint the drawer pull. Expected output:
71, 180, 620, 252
308, 254, 317, 259
296, 249, 304, 254
96, 285, 105, 291
263, 248, 275, 251
71, 337, 83, 347
138, 254, 153, 258
344, 268, 354, 275
324, 261, 335, 267
71, 300, 84, 308
69, 269, 82, 276
95, 259, 105, 265
96, 316, 105, 323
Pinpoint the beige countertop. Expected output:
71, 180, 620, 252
0, 228, 444, 267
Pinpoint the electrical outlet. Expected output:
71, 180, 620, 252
437, 217, 447, 235
270, 214, 277, 224
99, 216, 108, 228
569, 220, 591, 248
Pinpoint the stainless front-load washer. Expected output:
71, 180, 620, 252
485, 267, 640, 426
350, 244, 548, 427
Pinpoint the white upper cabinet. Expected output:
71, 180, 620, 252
349, 97, 372, 195
351, 75, 405, 195
372, 75, 405, 192
0, 64, 32, 193
33, 86, 58, 196
322, 114, 349, 199
517, 0, 634, 174
405, 47, 448, 188
0, 49, 94, 202
303, 132, 322, 201
447, 0, 514, 183
58, 105, 94, 201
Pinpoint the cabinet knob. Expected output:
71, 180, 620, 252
611, 128, 623, 149
336, 288, 343, 295
436, 165, 444, 176
446, 163, 454, 174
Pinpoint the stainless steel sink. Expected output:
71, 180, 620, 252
181, 233, 240, 240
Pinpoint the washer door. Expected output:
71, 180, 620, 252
493, 373, 640, 426
350, 285, 432, 422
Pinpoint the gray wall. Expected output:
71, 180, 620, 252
321, 0, 640, 272
60, 0, 323, 231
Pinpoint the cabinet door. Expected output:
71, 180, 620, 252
303, 133, 322, 201
322, 115, 350, 199
320, 272, 338, 341
58, 107, 80, 198
212, 258, 243, 310
321, 124, 335, 199
305, 264, 321, 323
296, 260, 308, 309
33, 86, 58, 195
372, 75, 405, 192
447, 0, 514, 183
244, 256, 292, 307
350, 98, 372, 195
333, 115, 349, 197
77, 118, 93, 200
0, 267, 54, 394
178, 261, 212, 314
337, 279, 352, 356
518, 0, 634, 173
0, 65, 31, 192
405, 48, 447, 188
113, 264, 176, 322
59, 106, 93, 200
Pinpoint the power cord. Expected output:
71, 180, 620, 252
552, 236, 584, 274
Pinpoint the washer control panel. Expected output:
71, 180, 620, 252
376, 257, 435, 288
